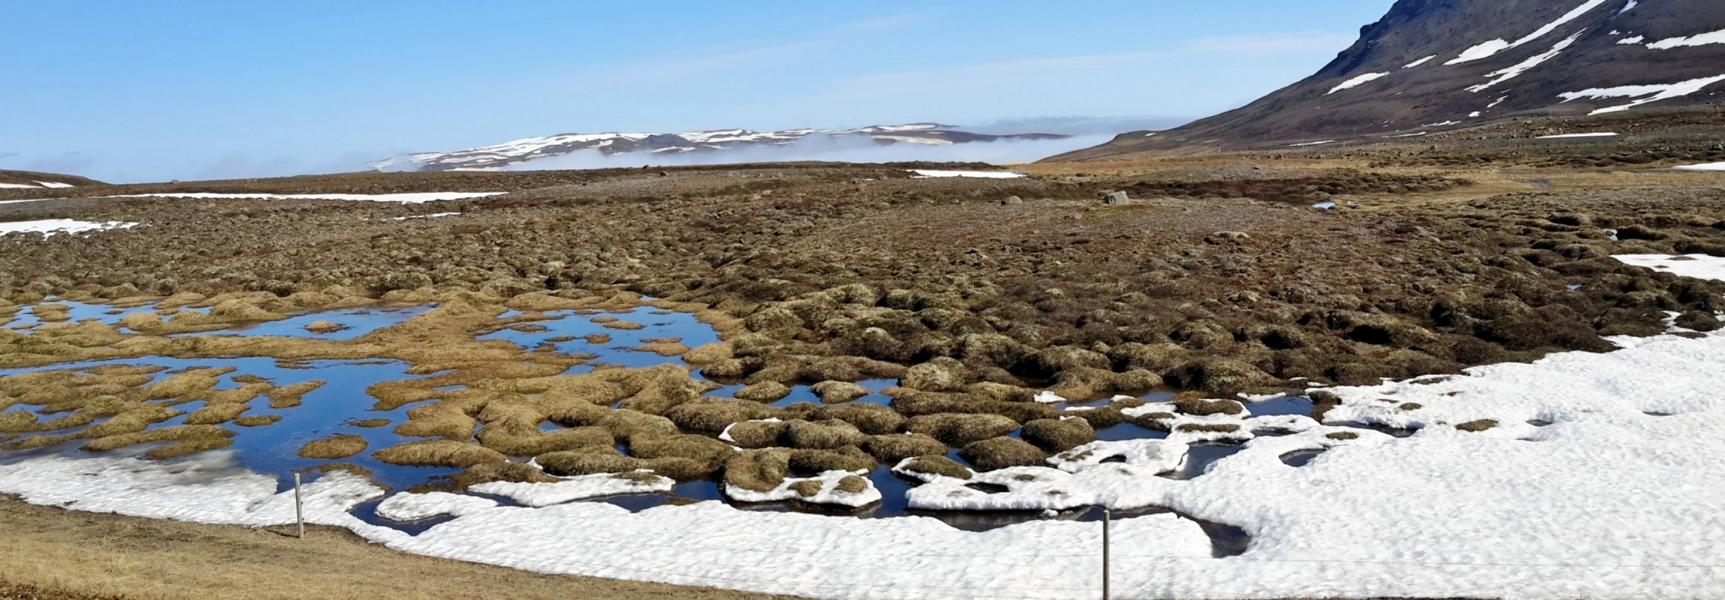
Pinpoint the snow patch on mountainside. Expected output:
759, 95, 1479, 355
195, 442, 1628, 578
1468, 32, 1582, 92
1327, 72, 1389, 94
1647, 28, 1725, 49
1559, 74, 1725, 114
1446, 0, 1611, 64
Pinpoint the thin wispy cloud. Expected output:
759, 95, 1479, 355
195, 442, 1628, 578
553, 11, 927, 90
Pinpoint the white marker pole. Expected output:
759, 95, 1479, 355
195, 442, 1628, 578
293, 471, 305, 539
1102, 507, 1112, 600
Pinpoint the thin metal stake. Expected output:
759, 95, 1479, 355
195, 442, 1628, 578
293, 471, 305, 539
1102, 507, 1112, 600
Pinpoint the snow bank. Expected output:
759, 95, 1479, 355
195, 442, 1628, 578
1287, 140, 1334, 147
387, 212, 461, 221
0, 183, 40, 189
1672, 161, 1725, 172
117, 192, 505, 204
1613, 254, 1725, 282
35, 181, 75, 189
377, 492, 499, 521
1326, 72, 1388, 94
907, 169, 1025, 179
0, 219, 137, 236
1536, 132, 1620, 139
471, 473, 673, 508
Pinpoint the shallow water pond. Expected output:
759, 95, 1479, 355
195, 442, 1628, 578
179, 305, 431, 341
2, 299, 1295, 541
0, 355, 453, 491
480, 306, 721, 371
4, 299, 188, 332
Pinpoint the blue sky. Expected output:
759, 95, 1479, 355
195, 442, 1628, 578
0, 1, 1391, 182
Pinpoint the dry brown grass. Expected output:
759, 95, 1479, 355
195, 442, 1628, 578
298, 434, 368, 459
266, 380, 324, 409
373, 440, 505, 467
723, 449, 791, 493
905, 413, 1019, 445
82, 425, 234, 459
783, 419, 868, 450
724, 419, 789, 449
683, 341, 733, 364
1455, 419, 1499, 432
896, 455, 971, 480
862, 433, 948, 463
633, 338, 689, 357
0, 495, 801, 600
1021, 418, 1096, 452
960, 437, 1047, 471
734, 381, 791, 403
808, 403, 904, 435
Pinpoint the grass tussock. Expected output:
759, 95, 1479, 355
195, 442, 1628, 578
897, 455, 971, 480
809, 380, 868, 404
627, 434, 734, 472
862, 433, 948, 463
734, 381, 791, 403
724, 420, 789, 449
890, 390, 1057, 423
632, 338, 689, 357
599, 319, 646, 331
233, 415, 282, 427
184, 402, 253, 426
534, 447, 710, 480
723, 449, 791, 493
596, 410, 679, 443
1172, 395, 1246, 416
905, 413, 1019, 446
142, 368, 233, 400
1176, 423, 1242, 433
960, 437, 1047, 471
783, 419, 868, 449
682, 341, 733, 365
1021, 418, 1096, 452
788, 446, 874, 473
1455, 419, 1498, 432
298, 434, 369, 459
348, 418, 391, 428
83, 425, 235, 460
809, 403, 904, 435
303, 320, 346, 334
664, 399, 782, 435
394, 404, 478, 440
374, 440, 506, 467
477, 424, 612, 456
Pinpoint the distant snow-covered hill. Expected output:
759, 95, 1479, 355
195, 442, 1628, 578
377, 123, 1068, 172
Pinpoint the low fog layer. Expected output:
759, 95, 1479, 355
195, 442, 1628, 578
503, 133, 1118, 172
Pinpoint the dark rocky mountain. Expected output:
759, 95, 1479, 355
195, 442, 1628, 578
378, 124, 1067, 172
1058, 0, 1725, 159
